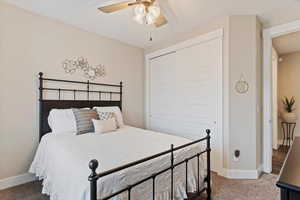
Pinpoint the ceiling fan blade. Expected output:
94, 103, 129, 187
154, 14, 168, 27
98, 1, 134, 13
128, 1, 143, 6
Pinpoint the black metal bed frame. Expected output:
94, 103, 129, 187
38, 72, 122, 139
38, 72, 211, 200
89, 131, 211, 200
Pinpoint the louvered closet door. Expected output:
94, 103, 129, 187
149, 38, 222, 172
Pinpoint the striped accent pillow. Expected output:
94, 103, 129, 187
72, 109, 99, 135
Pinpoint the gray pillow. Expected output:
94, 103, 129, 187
72, 109, 99, 135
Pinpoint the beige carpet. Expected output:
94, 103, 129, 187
0, 173, 280, 200
211, 173, 280, 200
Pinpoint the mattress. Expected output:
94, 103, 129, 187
29, 126, 206, 200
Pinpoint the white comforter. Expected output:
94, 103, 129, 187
30, 126, 206, 200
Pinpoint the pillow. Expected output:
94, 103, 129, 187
98, 112, 115, 120
72, 109, 99, 135
48, 109, 77, 134
94, 106, 124, 128
92, 118, 117, 134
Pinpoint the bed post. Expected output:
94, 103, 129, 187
89, 159, 99, 200
87, 80, 90, 101
39, 72, 43, 141
120, 81, 123, 111
170, 144, 174, 200
206, 129, 211, 200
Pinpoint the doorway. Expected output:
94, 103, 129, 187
263, 19, 300, 173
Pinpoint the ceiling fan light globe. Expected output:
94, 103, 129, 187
133, 15, 145, 24
148, 5, 160, 18
134, 4, 146, 16
145, 13, 156, 24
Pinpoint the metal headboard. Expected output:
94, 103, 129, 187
38, 72, 123, 140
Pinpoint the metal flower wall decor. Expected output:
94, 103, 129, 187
62, 57, 106, 80
235, 74, 249, 94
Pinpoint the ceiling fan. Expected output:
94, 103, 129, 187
98, 0, 168, 27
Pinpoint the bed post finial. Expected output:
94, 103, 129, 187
39, 72, 43, 78
89, 159, 98, 200
89, 159, 99, 173
206, 129, 211, 135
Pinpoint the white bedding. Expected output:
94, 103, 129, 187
30, 126, 206, 200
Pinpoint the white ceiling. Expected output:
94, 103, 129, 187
273, 31, 300, 55
3, 0, 300, 49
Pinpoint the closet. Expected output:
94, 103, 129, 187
146, 31, 223, 172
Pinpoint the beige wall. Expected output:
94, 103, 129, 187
256, 19, 263, 169
0, 2, 144, 180
228, 16, 262, 170
278, 52, 300, 138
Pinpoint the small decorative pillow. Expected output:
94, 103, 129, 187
72, 109, 99, 135
94, 107, 124, 128
98, 112, 115, 121
92, 118, 117, 134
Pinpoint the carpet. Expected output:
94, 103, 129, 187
211, 173, 280, 200
0, 173, 280, 200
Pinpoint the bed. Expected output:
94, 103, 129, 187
30, 73, 211, 200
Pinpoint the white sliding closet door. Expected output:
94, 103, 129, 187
149, 38, 222, 172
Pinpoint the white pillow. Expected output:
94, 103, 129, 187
48, 109, 77, 134
93, 106, 124, 128
92, 118, 117, 134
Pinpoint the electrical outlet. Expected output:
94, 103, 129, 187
233, 150, 240, 162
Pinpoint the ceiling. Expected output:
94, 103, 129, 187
273, 31, 300, 55
3, 0, 300, 49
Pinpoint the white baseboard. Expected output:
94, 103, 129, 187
0, 173, 36, 190
219, 165, 262, 179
